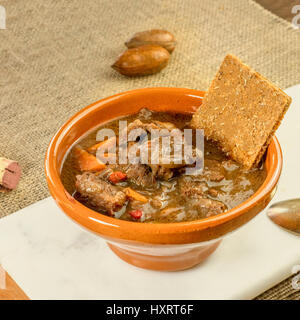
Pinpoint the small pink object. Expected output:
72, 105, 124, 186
0, 157, 22, 190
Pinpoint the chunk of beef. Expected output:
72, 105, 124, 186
178, 176, 208, 197
127, 119, 159, 137
138, 108, 153, 120
124, 119, 203, 182
208, 188, 219, 197
153, 120, 178, 131
125, 164, 156, 187
109, 163, 157, 188
189, 198, 226, 217
149, 164, 174, 181
144, 138, 183, 180
128, 119, 179, 136
75, 172, 127, 214
179, 175, 226, 217
124, 119, 185, 181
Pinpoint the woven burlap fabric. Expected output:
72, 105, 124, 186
0, 0, 299, 299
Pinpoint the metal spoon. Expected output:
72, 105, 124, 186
267, 199, 300, 234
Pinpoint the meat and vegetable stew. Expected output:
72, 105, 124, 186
61, 108, 267, 223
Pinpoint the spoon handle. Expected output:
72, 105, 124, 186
267, 199, 300, 234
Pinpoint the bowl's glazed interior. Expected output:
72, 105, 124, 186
45, 87, 282, 271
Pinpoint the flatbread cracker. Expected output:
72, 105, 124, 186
191, 54, 292, 168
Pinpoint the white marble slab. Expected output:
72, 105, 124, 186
0, 85, 300, 300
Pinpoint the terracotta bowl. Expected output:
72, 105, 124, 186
45, 88, 282, 271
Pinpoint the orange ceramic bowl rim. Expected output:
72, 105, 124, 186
45, 87, 282, 245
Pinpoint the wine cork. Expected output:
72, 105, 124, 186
0, 157, 22, 190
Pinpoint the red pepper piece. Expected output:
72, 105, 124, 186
129, 209, 143, 220
109, 171, 127, 184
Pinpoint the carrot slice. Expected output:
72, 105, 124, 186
94, 152, 116, 165
73, 147, 106, 172
87, 137, 117, 152
124, 187, 148, 203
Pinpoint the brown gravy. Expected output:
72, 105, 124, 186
61, 109, 267, 223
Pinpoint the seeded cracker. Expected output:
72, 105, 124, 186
191, 54, 292, 168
